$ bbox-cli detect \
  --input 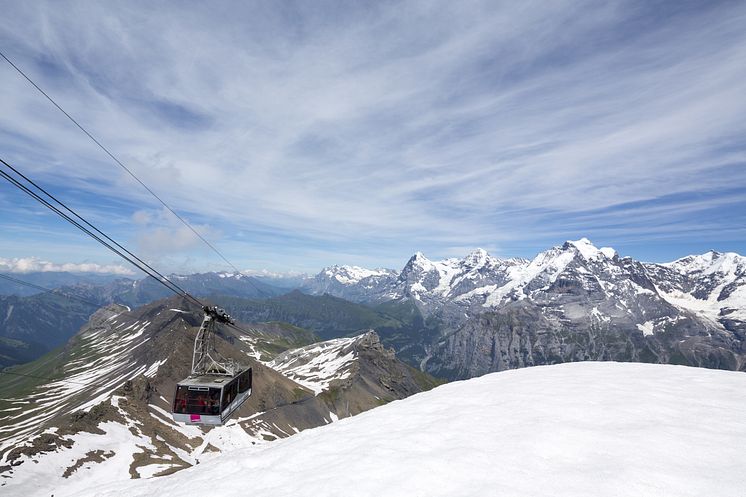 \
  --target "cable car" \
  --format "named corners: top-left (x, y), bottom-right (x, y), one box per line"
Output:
top-left (171, 306), bottom-right (252, 425)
